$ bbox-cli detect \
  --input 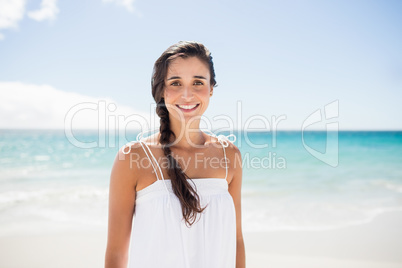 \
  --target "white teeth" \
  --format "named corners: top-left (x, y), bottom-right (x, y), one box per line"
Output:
top-left (178, 104), bottom-right (197, 110)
